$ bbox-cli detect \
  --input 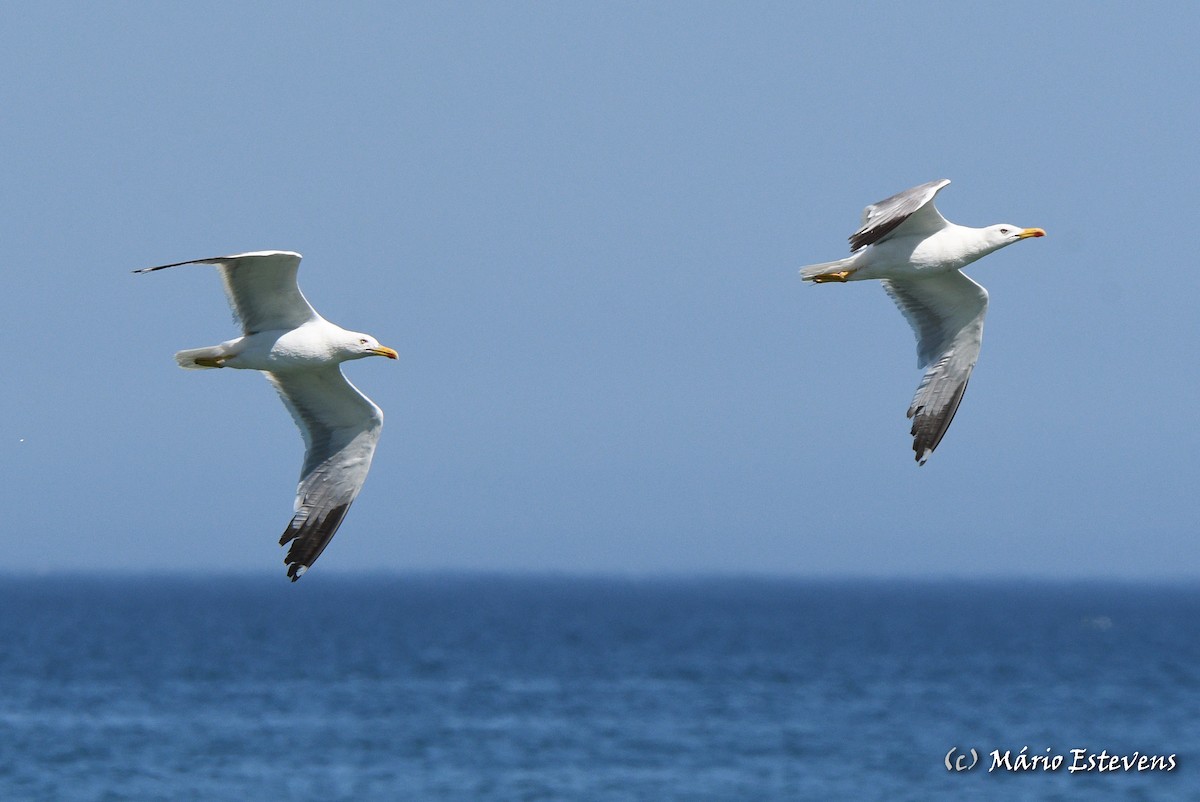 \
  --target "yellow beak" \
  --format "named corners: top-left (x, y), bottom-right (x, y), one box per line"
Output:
top-left (370, 346), bottom-right (399, 360)
top-left (1018, 228), bottom-right (1046, 239)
